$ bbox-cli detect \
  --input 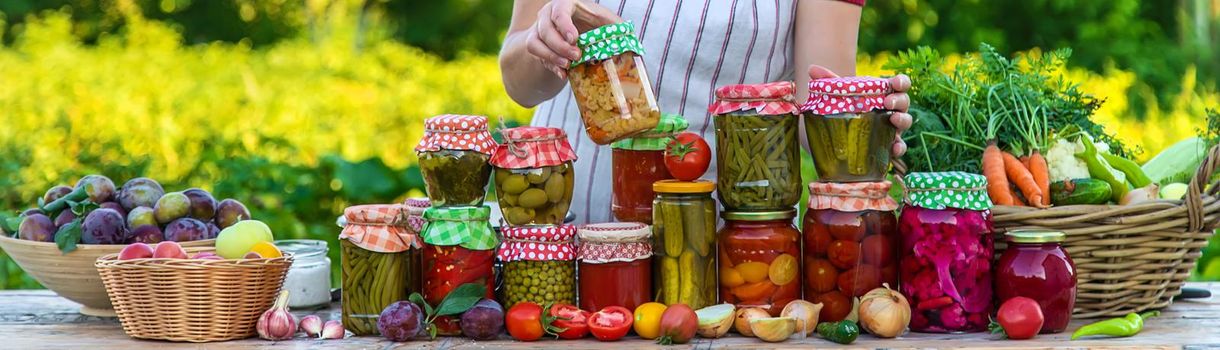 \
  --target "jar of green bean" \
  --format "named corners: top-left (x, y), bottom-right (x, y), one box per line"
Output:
top-left (709, 82), bottom-right (801, 211)
top-left (339, 204), bottom-right (422, 336)
top-left (800, 77), bottom-right (896, 182)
